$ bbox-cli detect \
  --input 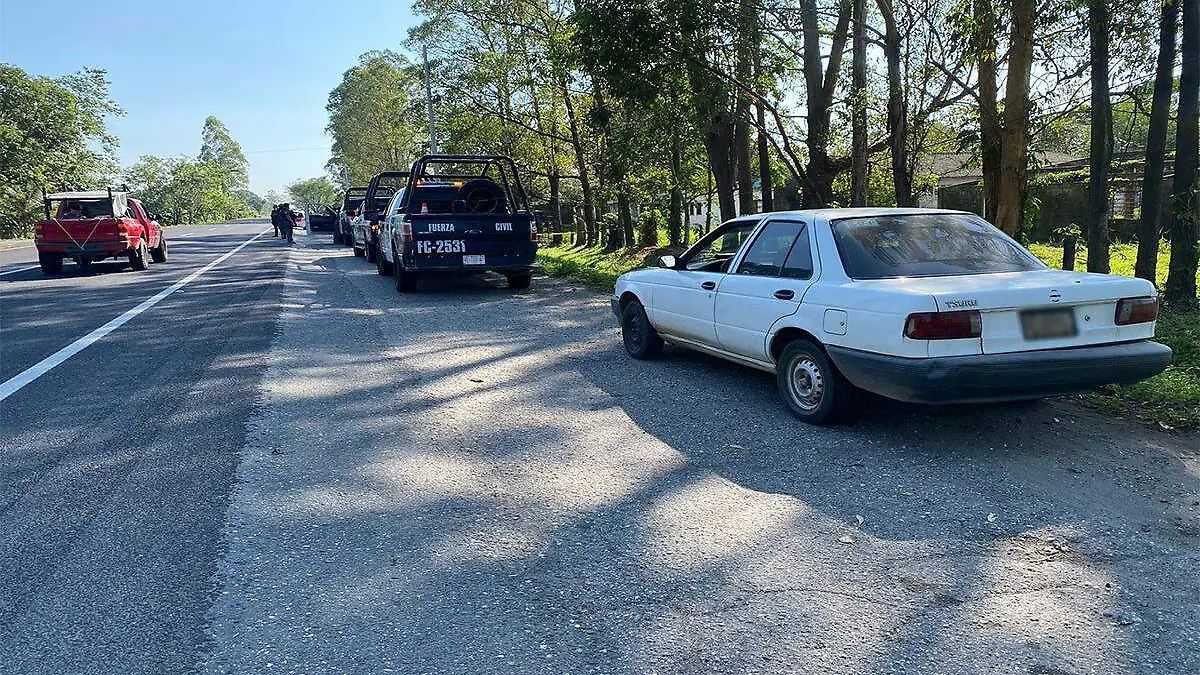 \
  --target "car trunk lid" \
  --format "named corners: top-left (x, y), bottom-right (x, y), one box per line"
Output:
top-left (888, 270), bottom-right (1155, 354)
